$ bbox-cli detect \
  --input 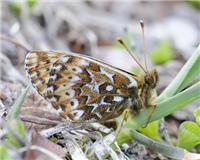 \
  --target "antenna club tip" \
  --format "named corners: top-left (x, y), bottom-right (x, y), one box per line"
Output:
top-left (116, 37), bottom-right (124, 44)
top-left (140, 20), bottom-right (144, 27)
